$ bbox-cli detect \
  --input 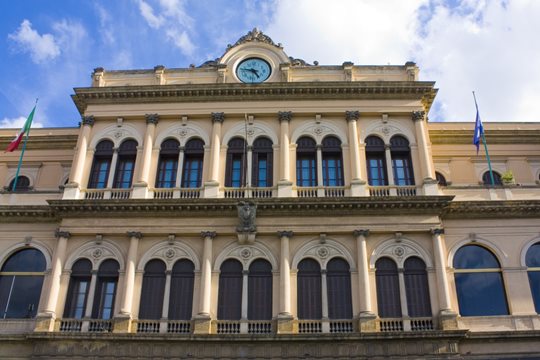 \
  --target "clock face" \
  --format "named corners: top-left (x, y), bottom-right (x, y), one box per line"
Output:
top-left (236, 57), bottom-right (271, 83)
